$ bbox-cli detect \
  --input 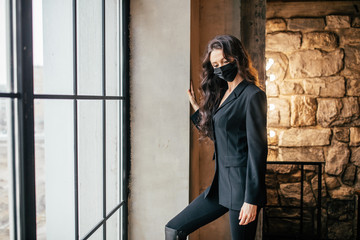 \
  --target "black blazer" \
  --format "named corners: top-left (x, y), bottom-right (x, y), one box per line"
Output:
top-left (191, 80), bottom-right (268, 210)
